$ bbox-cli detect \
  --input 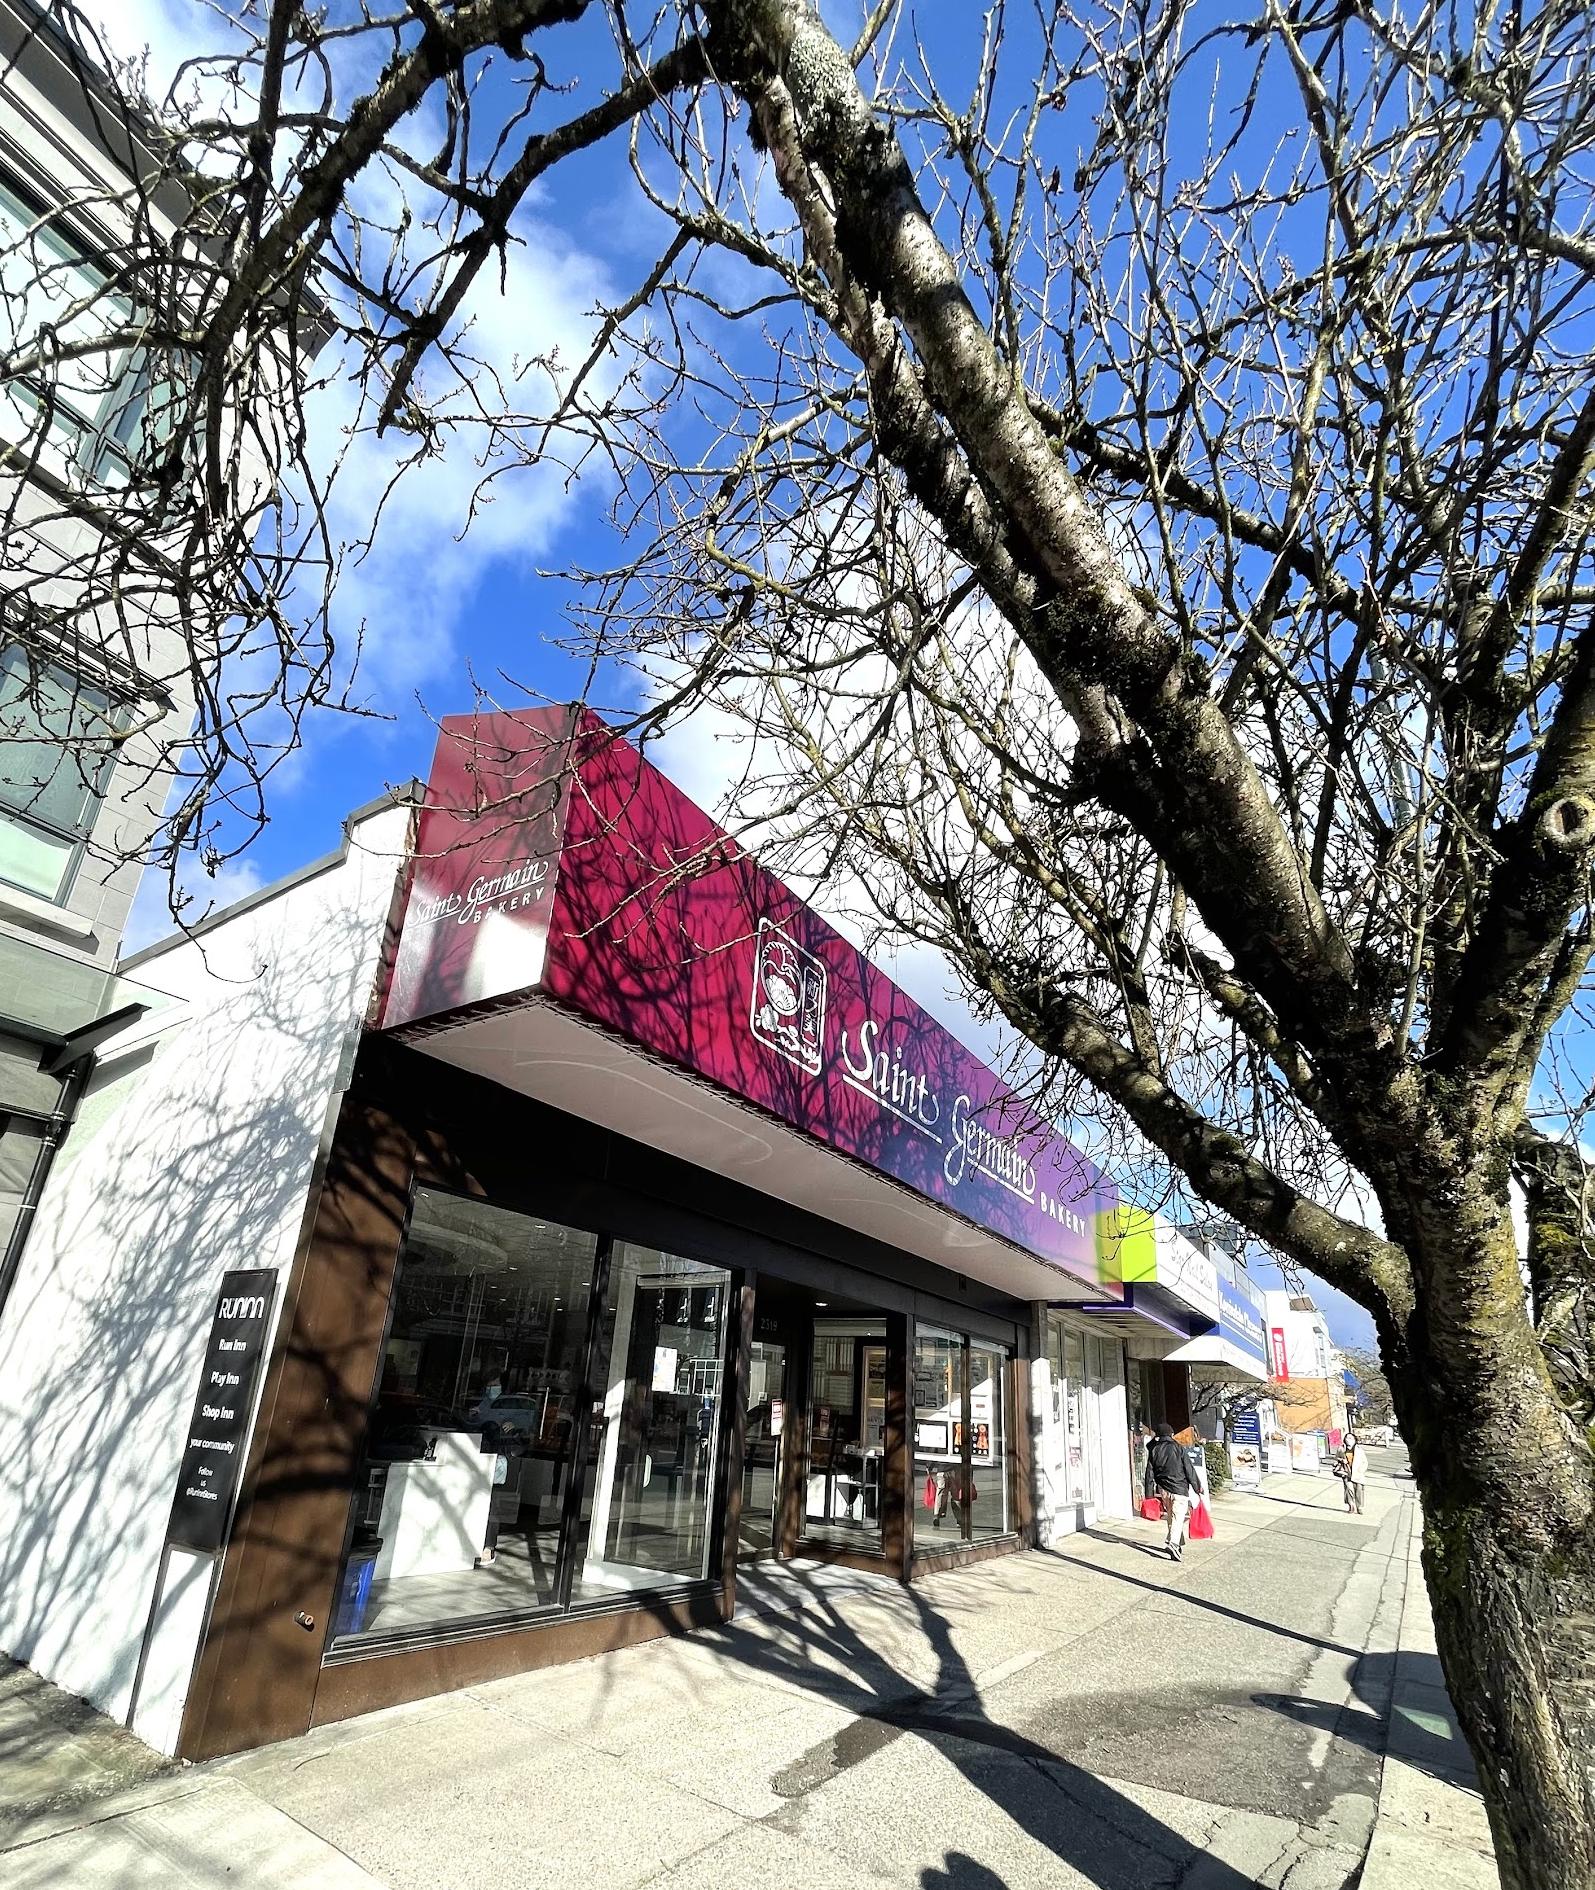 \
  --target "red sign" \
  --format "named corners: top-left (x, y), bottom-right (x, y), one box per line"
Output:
top-left (381, 707), bottom-right (1121, 1295)
top-left (384, 707), bottom-right (575, 1025)
top-left (1269, 1325), bottom-right (1290, 1380)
